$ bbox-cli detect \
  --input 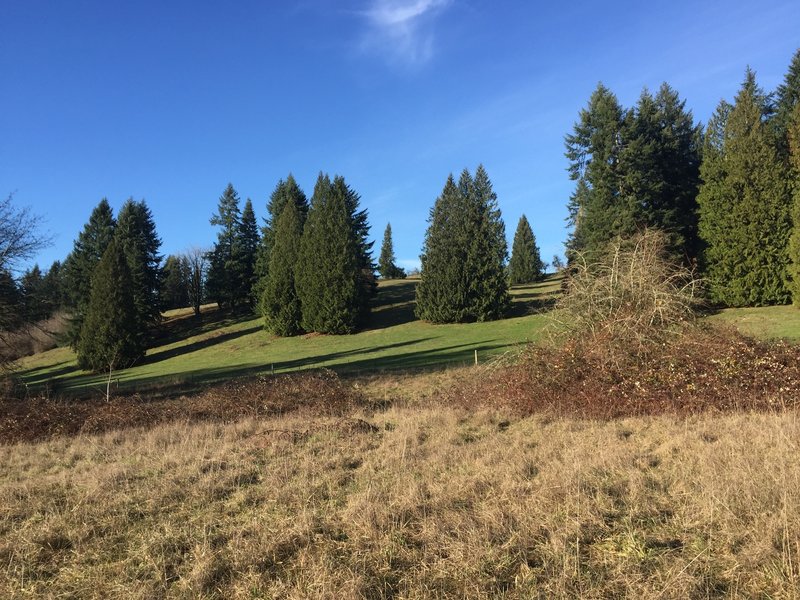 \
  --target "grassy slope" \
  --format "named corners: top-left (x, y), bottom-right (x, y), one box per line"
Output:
top-left (17, 278), bottom-right (559, 395)
top-left (1, 408), bottom-right (798, 598)
top-left (708, 304), bottom-right (800, 340)
top-left (16, 274), bottom-right (800, 397)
